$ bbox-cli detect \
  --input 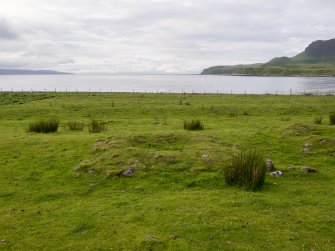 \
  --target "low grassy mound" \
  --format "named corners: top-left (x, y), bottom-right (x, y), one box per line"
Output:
top-left (76, 133), bottom-right (225, 179)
